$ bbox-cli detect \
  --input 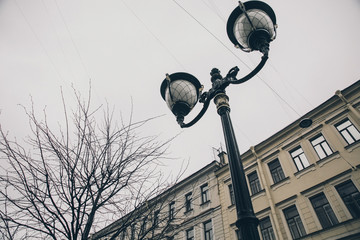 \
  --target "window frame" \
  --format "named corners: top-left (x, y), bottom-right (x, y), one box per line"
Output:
top-left (289, 146), bottom-right (310, 171)
top-left (169, 201), bottom-right (175, 221)
top-left (268, 158), bottom-right (286, 184)
top-left (310, 133), bottom-right (333, 160)
top-left (203, 219), bottom-right (213, 240)
top-left (335, 180), bottom-right (360, 219)
top-left (283, 205), bottom-right (306, 239)
top-left (186, 227), bottom-right (194, 240)
top-left (120, 228), bottom-right (127, 240)
top-left (236, 230), bottom-right (241, 240)
top-left (259, 216), bottom-right (276, 240)
top-left (247, 171), bottom-right (262, 195)
top-left (335, 118), bottom-right (360, 145)
top-left (200, 183), bottom-right (209, 204)
top-left (140, 216), bottom-right (147, 236)
top-left (185, 192), bottom-right (193, 212)
top-left (309, 192), bottom-right (339, 229)
top-left (228, 184), bottom-right (235, 206)
top-left (153, 210), bottom-right (160, 227)
top-left (130, 223), bottom-right (136, 240)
